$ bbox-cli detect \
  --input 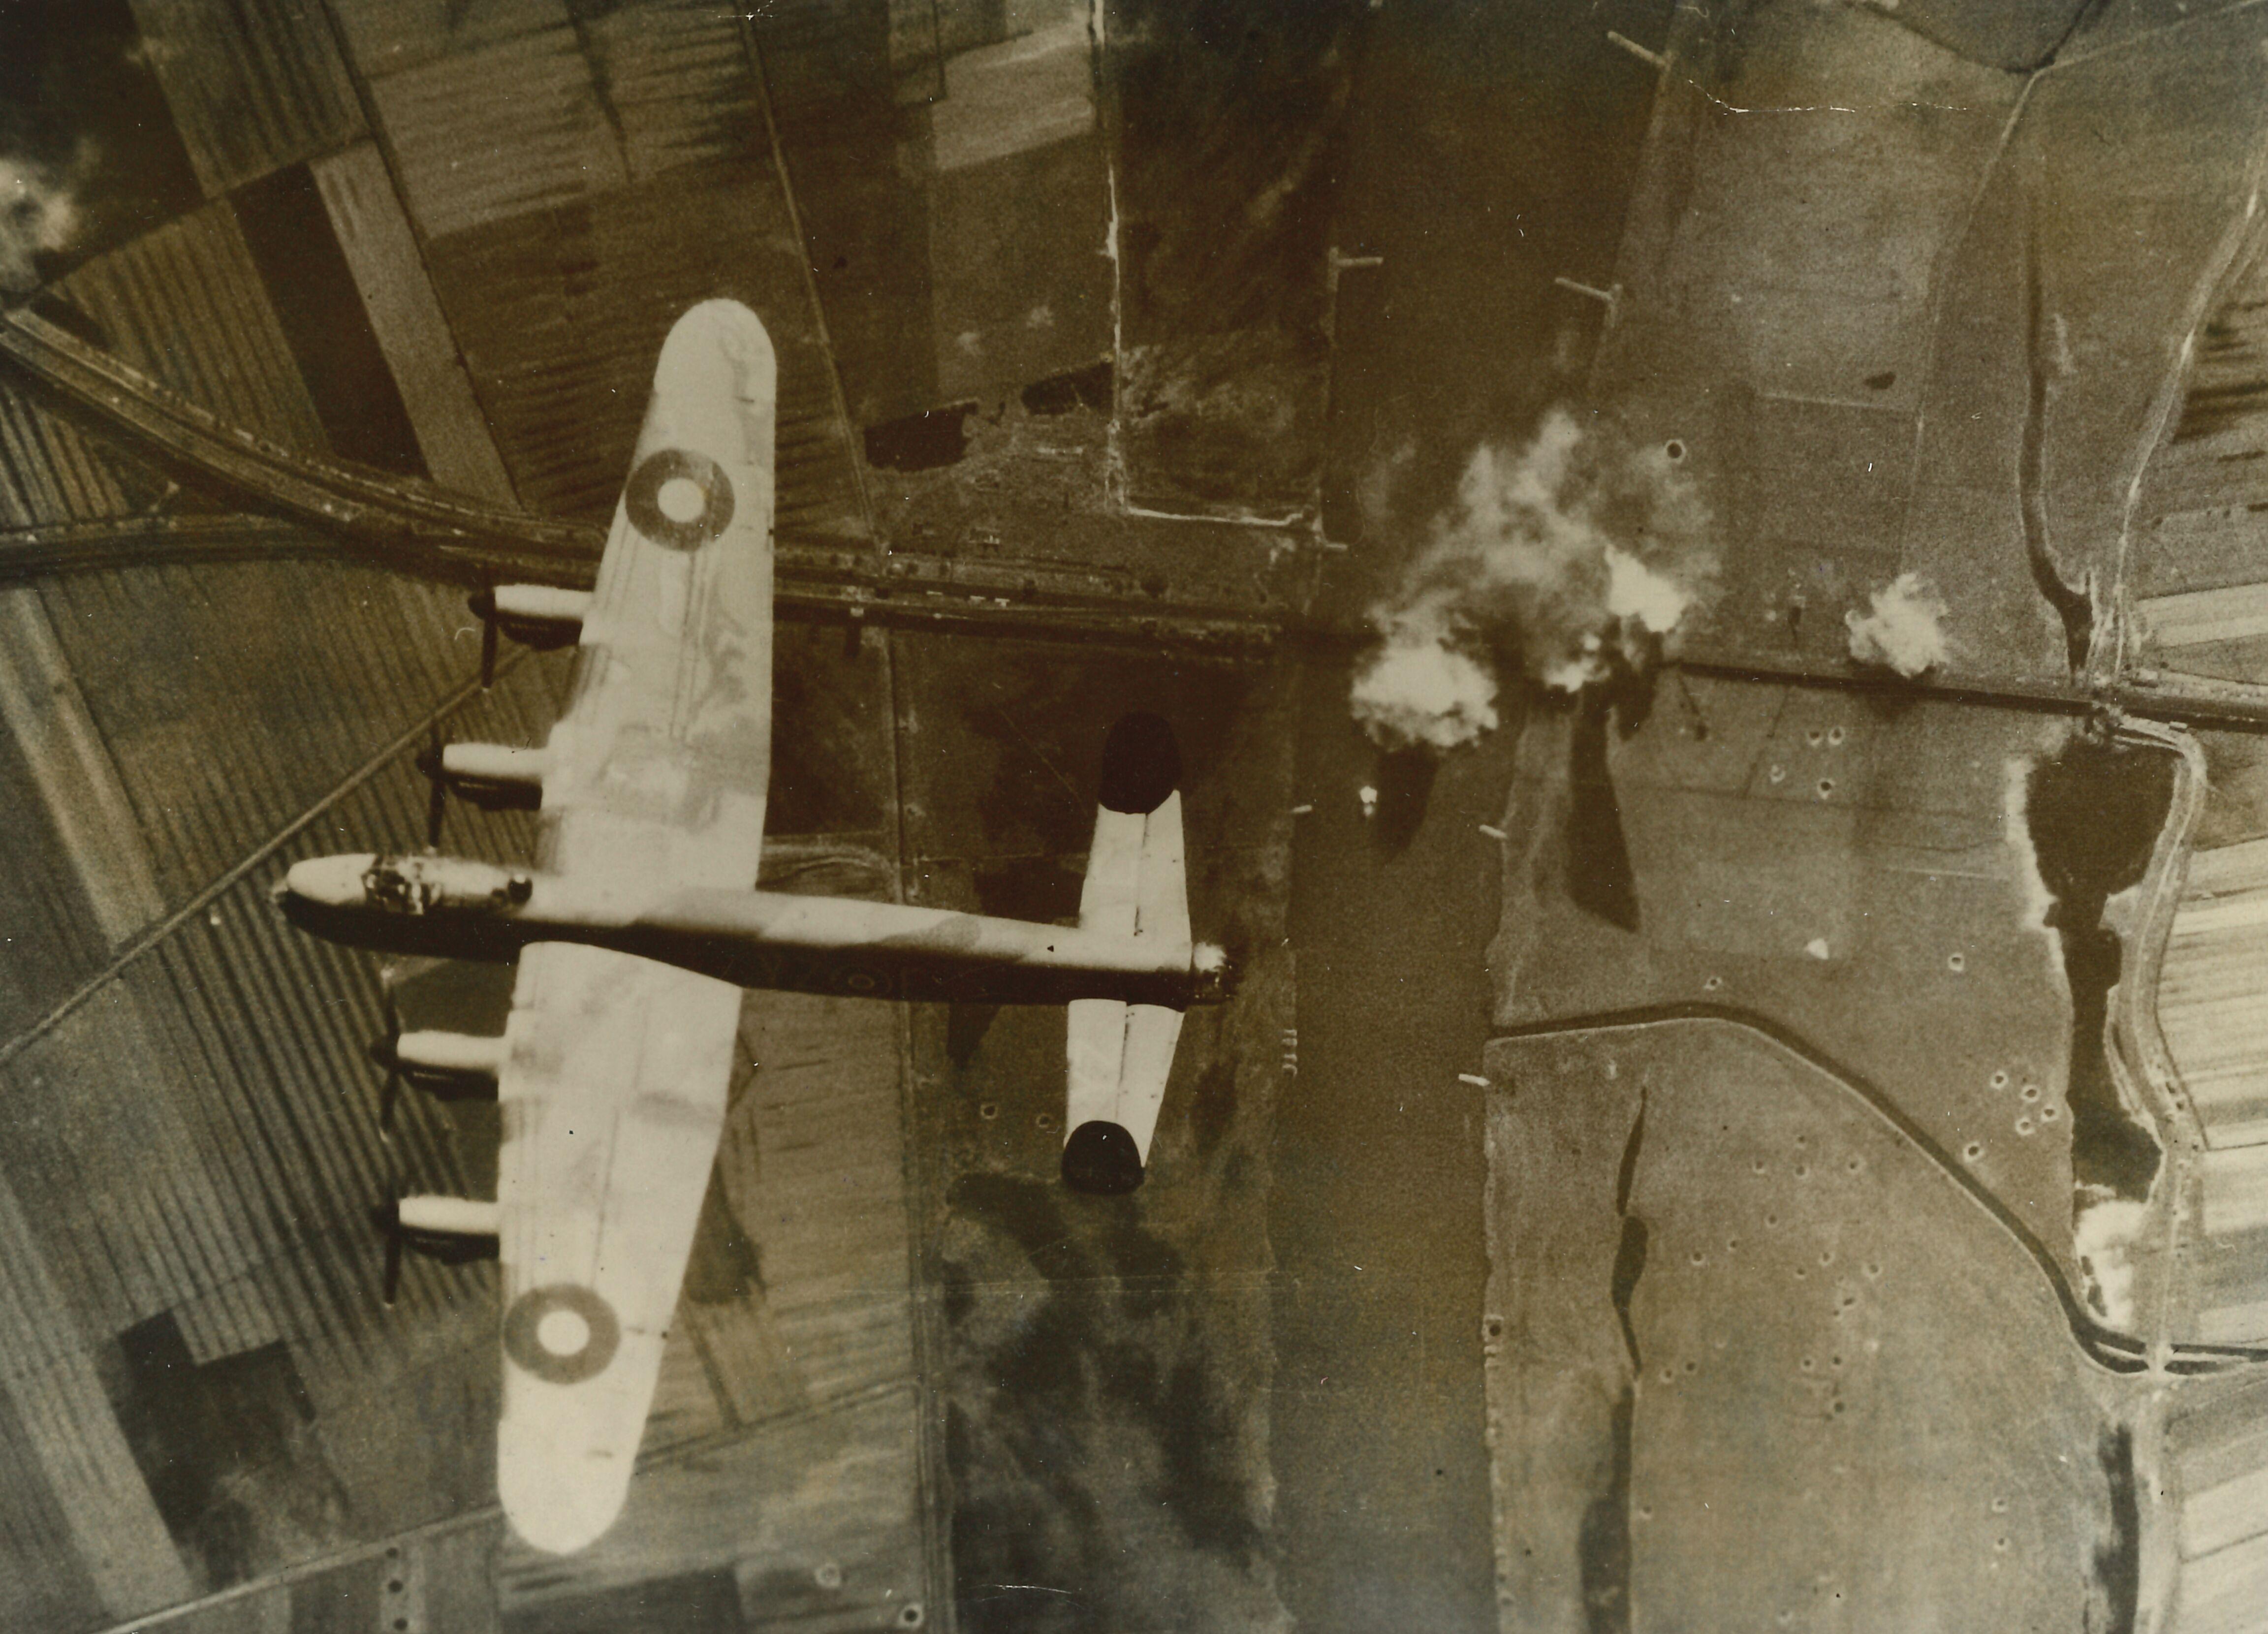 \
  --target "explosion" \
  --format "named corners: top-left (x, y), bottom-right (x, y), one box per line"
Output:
top-left (1351, 408), bottom-right (1714, 751)
top-left (1845, 572), bottom-right (1949, 678)
top-left (1350, 632), bottom-right (1500, 752)
top-left (2074, 1196), bottom-right (2148, 1330)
